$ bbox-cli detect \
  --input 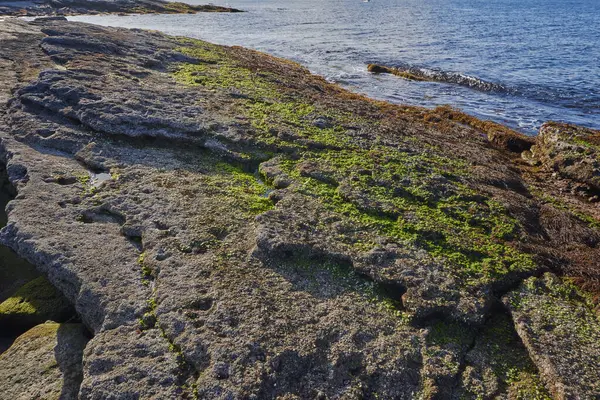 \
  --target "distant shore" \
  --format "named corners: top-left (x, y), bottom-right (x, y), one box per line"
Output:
top-left (0, 0), bottom-right (242, 17)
